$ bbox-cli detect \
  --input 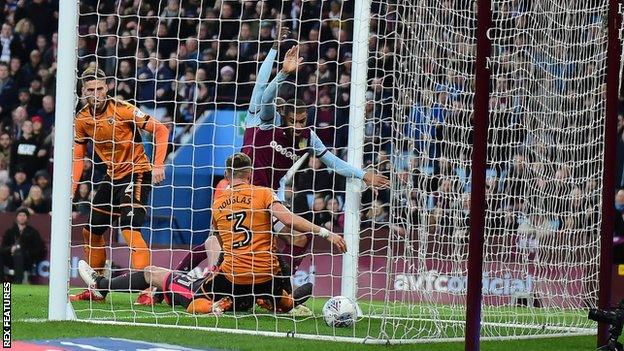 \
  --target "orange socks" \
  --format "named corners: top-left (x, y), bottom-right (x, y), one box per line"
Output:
top-left (121, 229), bottom-right (150, 269)
top-left (83, 228), bottom-right (150, 271)
top-left (82, 229), bottom-right (106, 273)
